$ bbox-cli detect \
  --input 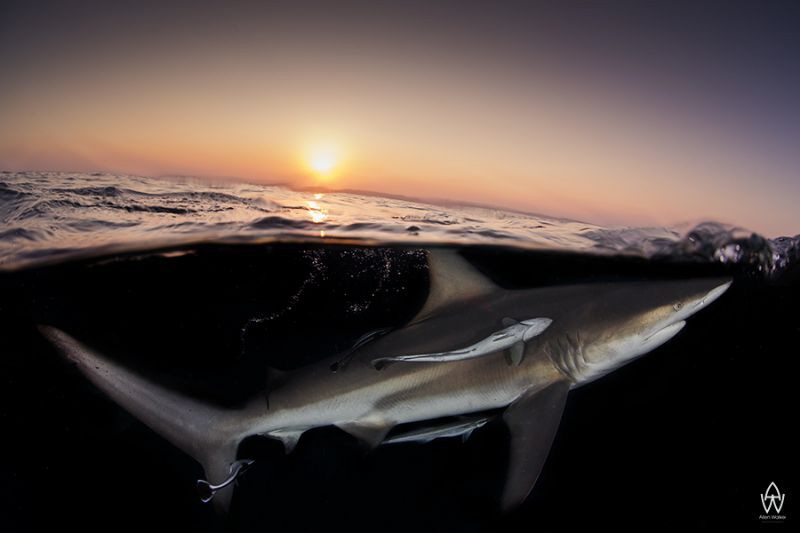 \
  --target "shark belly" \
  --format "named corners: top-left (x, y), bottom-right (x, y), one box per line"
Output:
top-left (242, 349), bottom-right (559, 444)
